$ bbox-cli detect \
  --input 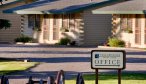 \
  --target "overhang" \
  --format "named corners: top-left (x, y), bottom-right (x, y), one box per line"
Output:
top-left (92, 0), bottom-right (146, 14)
top-left (4, 0), bottom-right (146, 14)
top-left (3, 0), bottom-right (126, 14)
